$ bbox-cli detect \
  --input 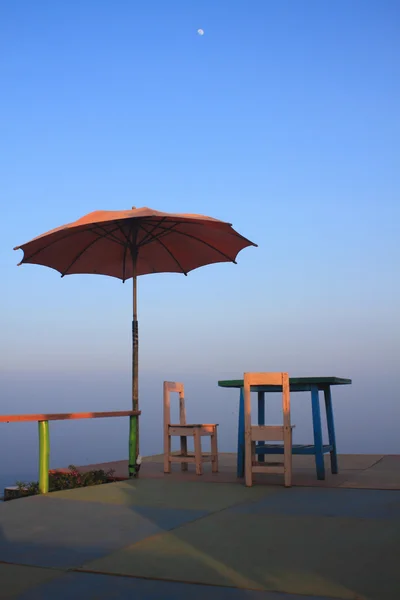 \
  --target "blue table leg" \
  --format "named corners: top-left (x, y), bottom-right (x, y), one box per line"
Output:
top-left (311, 385), bottom-right (325, 480)
top-left (257, 391), bottom-right (265, 462)
top-left (324, 385), bottom-right (338, 474)
top-left (237, 387), bottom-right (245, 478)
